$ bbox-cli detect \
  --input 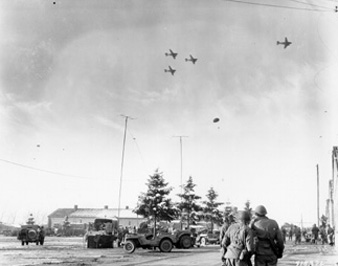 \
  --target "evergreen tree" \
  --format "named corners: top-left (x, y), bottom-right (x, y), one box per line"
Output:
top-left (202, 187), bottom-right (223, 230)
top-left (26, 214), bottom-right (35, 225)
top-left (134, 169), bottom-right (178, 235)
top-left (177, 176), bottom-right (202, 227)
